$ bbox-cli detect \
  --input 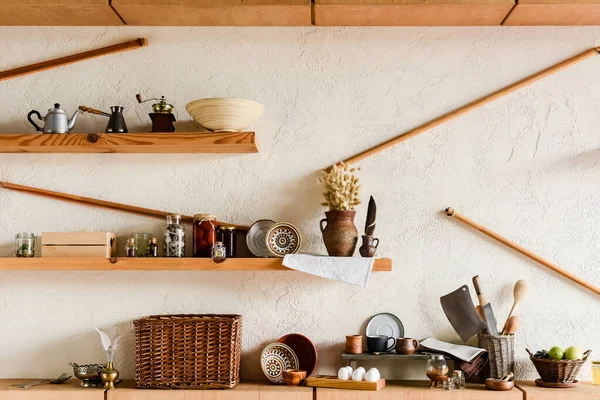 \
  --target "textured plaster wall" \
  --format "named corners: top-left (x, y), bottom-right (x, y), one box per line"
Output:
top-left (0, 26), bottom-right (599, 381)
